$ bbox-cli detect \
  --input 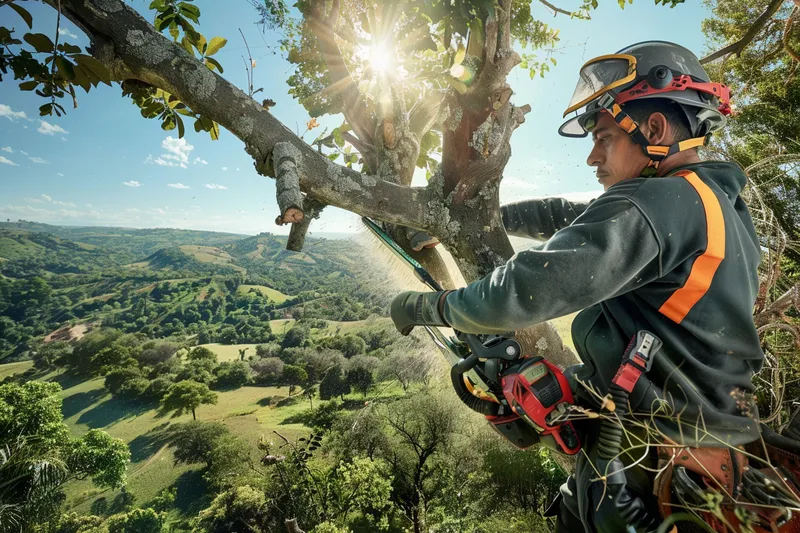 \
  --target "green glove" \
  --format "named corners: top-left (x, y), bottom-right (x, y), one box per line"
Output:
top-left (390, 290), bottom-right (453, 335)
